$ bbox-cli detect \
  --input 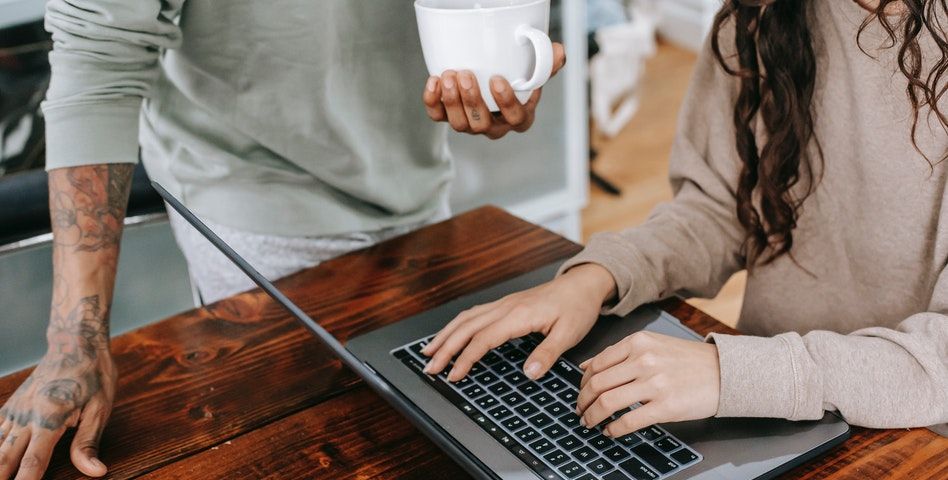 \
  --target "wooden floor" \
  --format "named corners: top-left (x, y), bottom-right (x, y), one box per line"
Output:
top-left (581, 42), bottom-right (746, 327)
